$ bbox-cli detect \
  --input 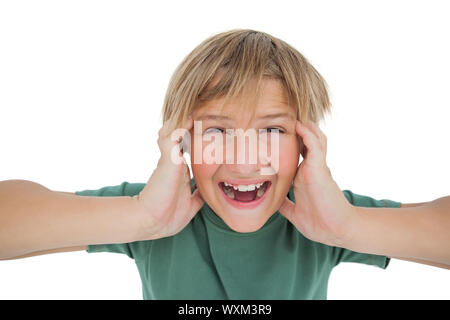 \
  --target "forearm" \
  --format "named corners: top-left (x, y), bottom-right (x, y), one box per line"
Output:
top-left (0, 180), bottom-right (144, 259)
top-left (344, 196), bottom-right (450, 265)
